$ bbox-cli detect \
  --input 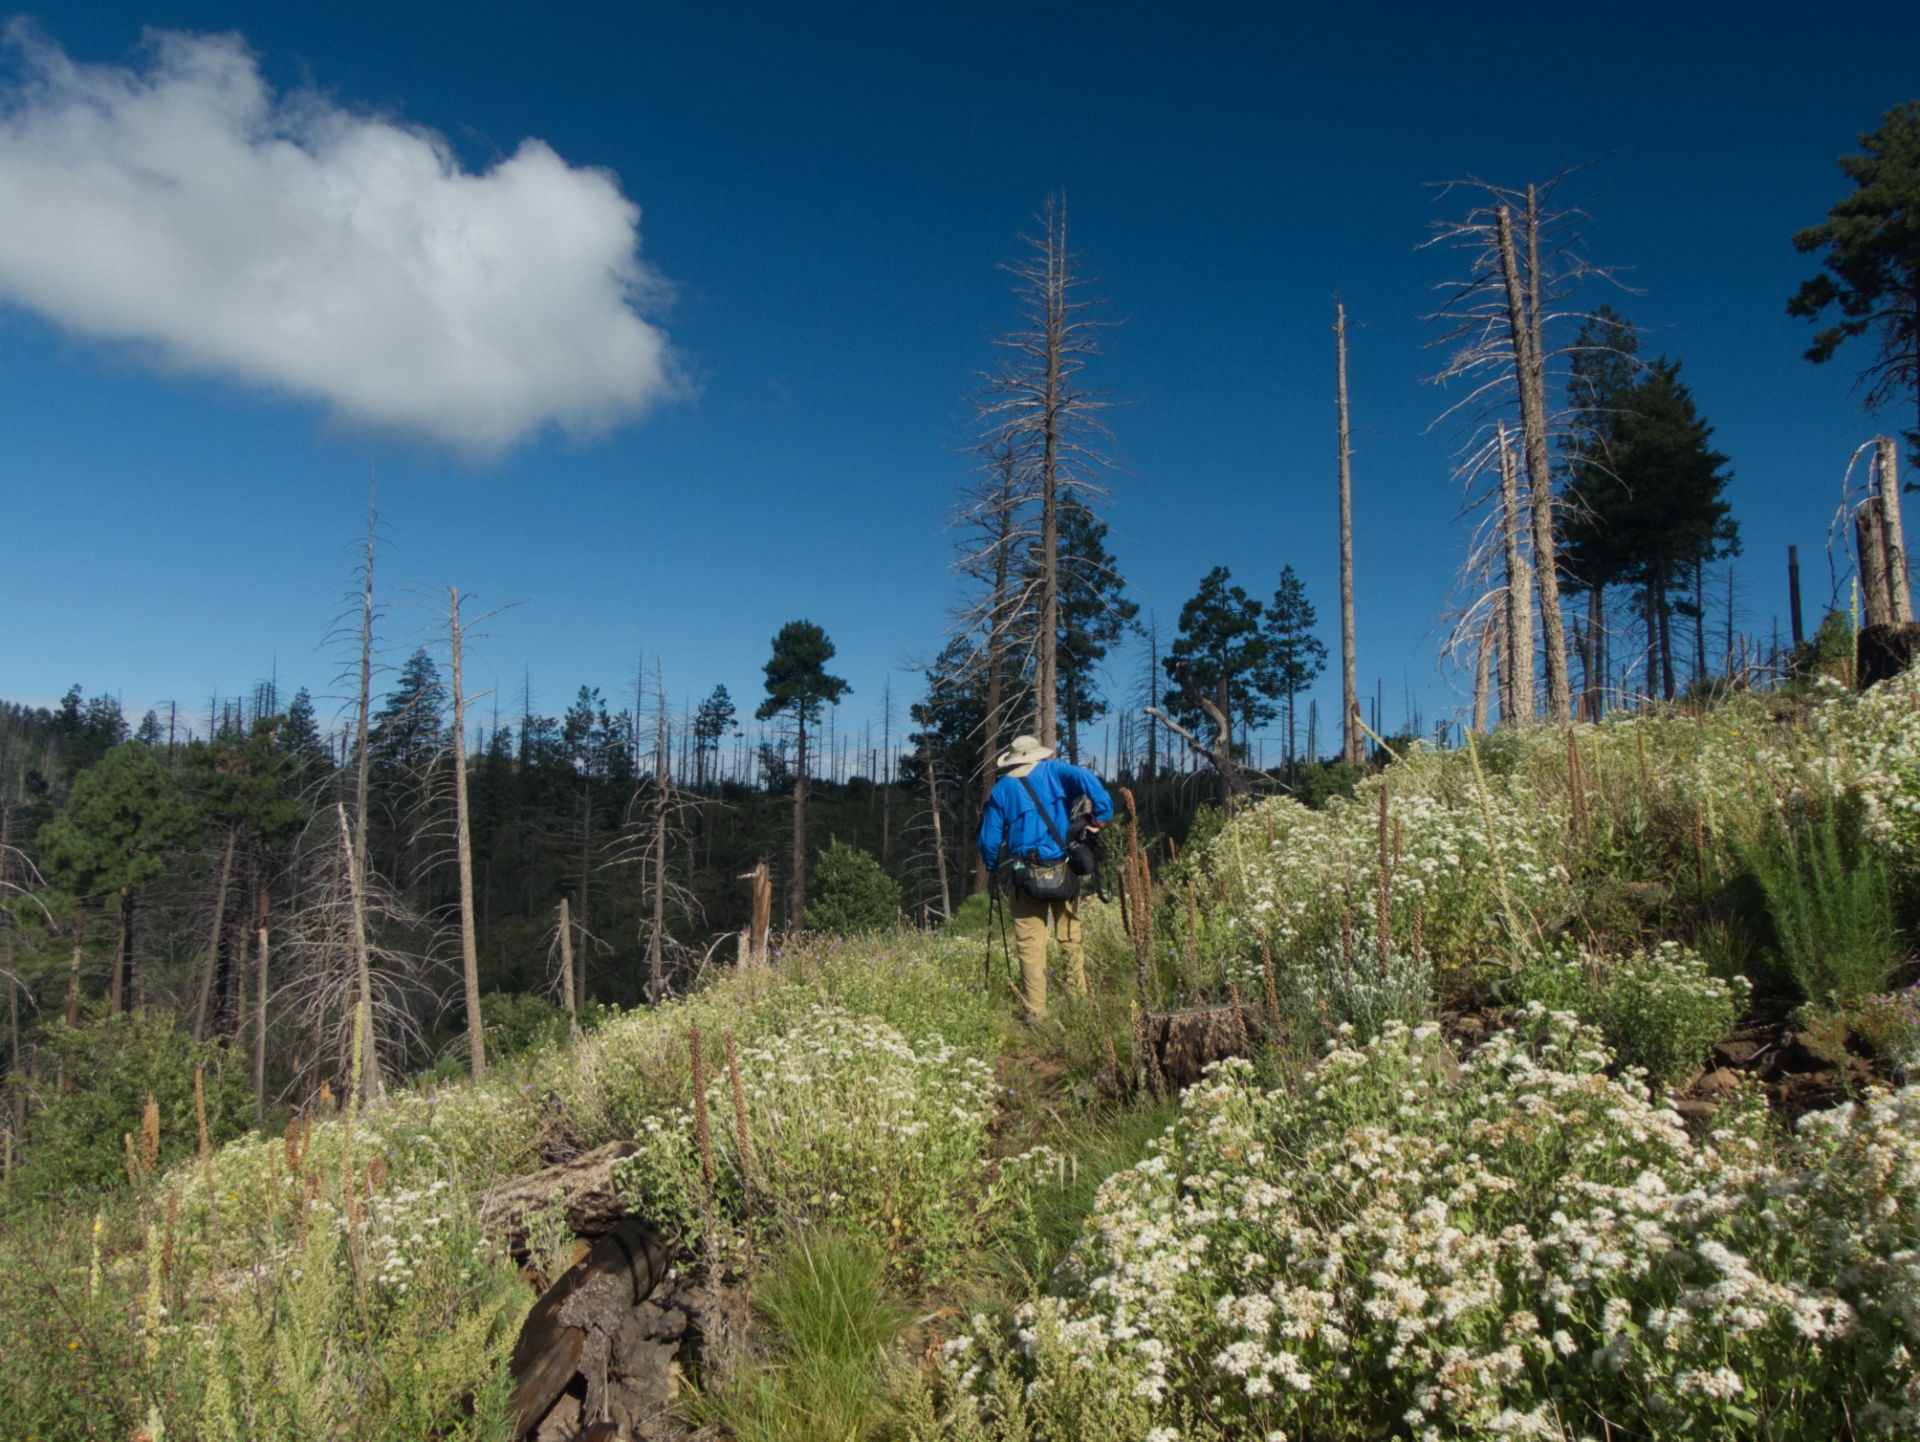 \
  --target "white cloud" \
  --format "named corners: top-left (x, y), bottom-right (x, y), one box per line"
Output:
top-left (0, 24), bottom-right (679, 456)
